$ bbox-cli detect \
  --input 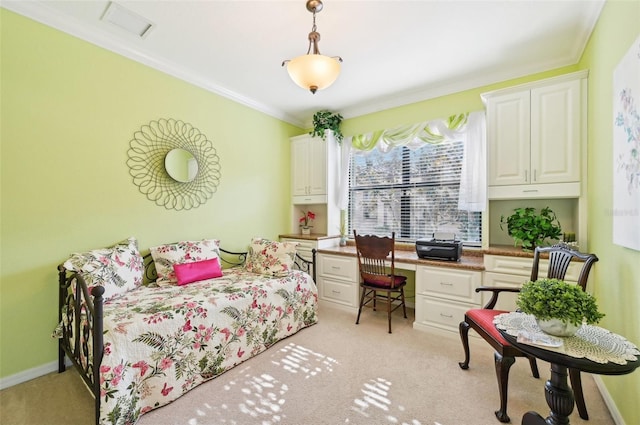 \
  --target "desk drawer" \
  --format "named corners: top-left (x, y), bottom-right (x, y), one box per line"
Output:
top-left (484, 254), bottom-right (581, 282)
top-left (482, 272), bottom-right (526, 311)
top-left (318, 276), bottom-right (357, 307)
top-left (280, 238), bottom-right (317, 251)
top-left (415, 296), bottom-right (474, 333)
top-left (416, 266), bottom-right (481, 303)
top-left (295, 247), bottom-right (313, 262)
top-left (317, 254), bottom-right (357, 281)
top-left (484, 255), bottom-right (536, 276)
